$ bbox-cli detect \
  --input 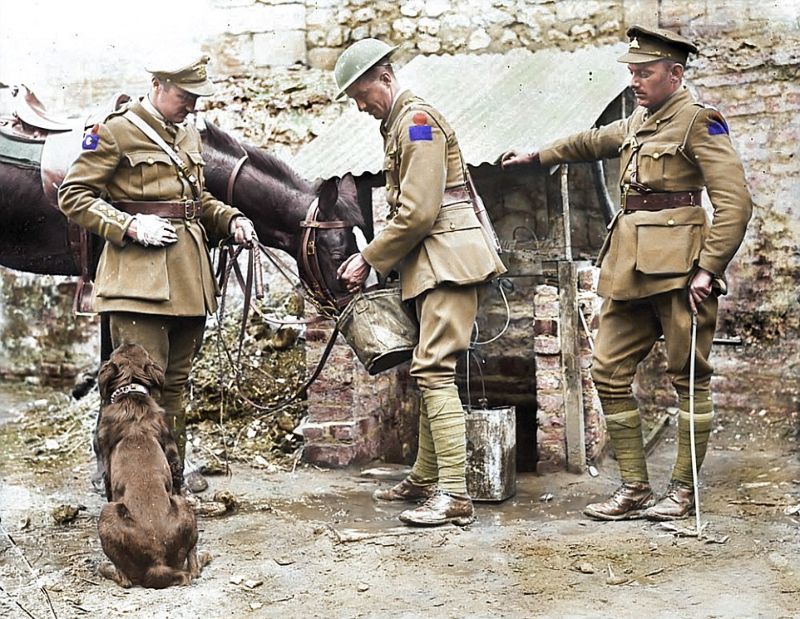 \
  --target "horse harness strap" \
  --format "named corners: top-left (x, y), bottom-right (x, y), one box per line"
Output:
top-left (113, 200), bottom-right (203, 220)
top-left (227, 153), bottom-right (249, 207)
top-left (299, 197), bottom-right (353, 312)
